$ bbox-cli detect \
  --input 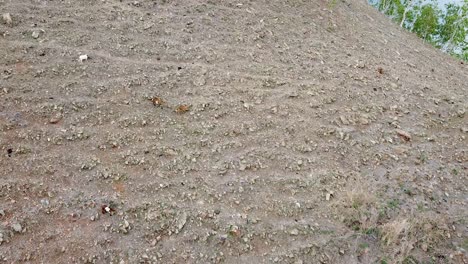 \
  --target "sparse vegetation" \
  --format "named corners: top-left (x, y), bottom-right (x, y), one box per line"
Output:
top-left (337, 184), bottom-right (454, 263)
top-left (1, 0), bottom-right (466, 263)
top-left (381, 218), bottom-right (410, 246)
